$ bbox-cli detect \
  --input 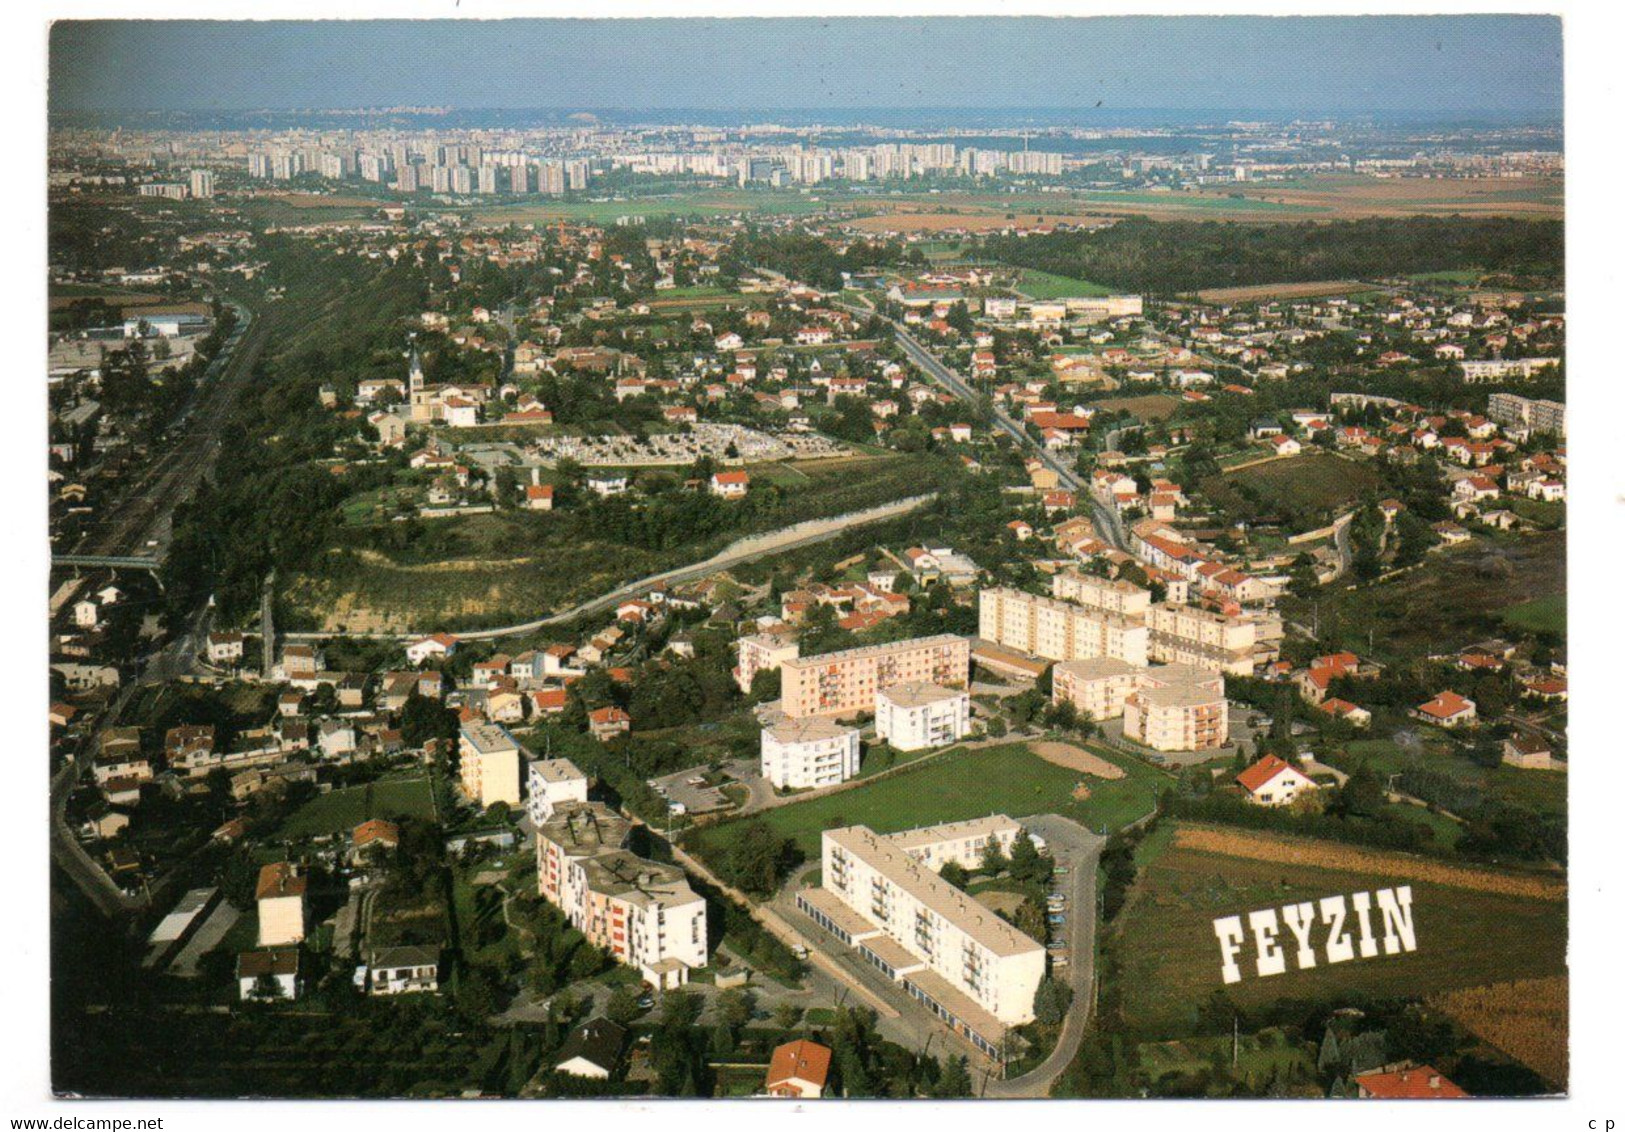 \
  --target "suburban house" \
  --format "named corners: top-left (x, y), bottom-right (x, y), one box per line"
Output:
top-left (1502, 732), bottom-right (1560, 771)
top-left (710, 470), bottom-right (751, 499)
top-left (406, 632), bottom-right (458, 666)
top-left (1236, 755), bottom-right (1318, 807)
top-left (764, 1039), bottom-right (833, 1099)
top-left (587, 706), bottom-right (631, 741)
top-left (554, 1018), bottom-right (627, 1080)
top-left (1413, 690), bottom-right (1478, 729)
top-left (237, 948), bottom-right (301, 1001)
top-left (1354, 1065), bottom-right (1468, 1099)
top-left (360, 945), bottom-right (442, 995)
